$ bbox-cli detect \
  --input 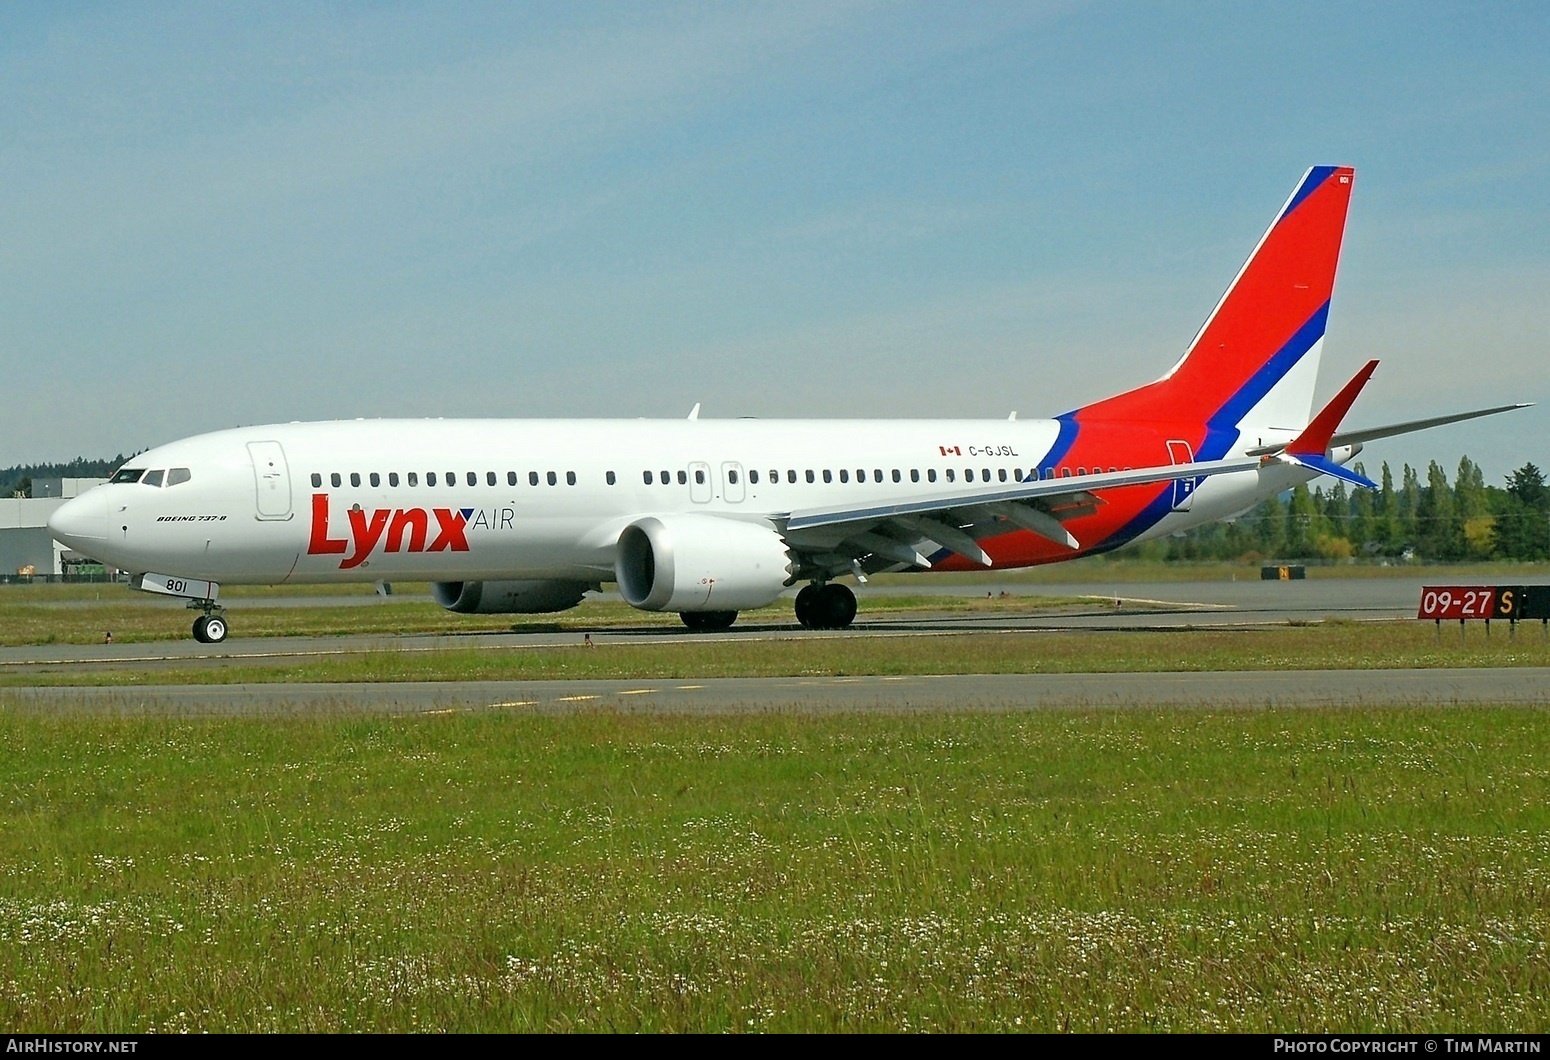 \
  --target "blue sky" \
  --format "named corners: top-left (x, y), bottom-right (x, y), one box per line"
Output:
top-left (3, 1), bottom-right (1546, 484)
